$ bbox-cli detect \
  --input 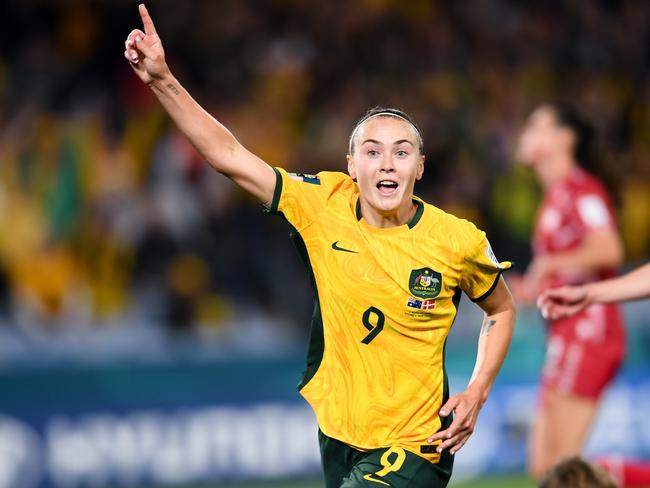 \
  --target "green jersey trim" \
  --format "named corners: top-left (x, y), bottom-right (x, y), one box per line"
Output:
top-left (267, 167), bottom-right (283, 214)
top-left (470, 268), bottom-right (511, 303)
top-left (288, 226), bottom-right (325, 391)
top-left (355, 198), bottom-right (424, 229)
